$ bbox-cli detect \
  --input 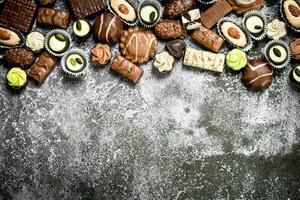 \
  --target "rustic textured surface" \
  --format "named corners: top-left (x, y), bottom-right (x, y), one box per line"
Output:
top-left (0, 0), bottom-right (299, 199)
